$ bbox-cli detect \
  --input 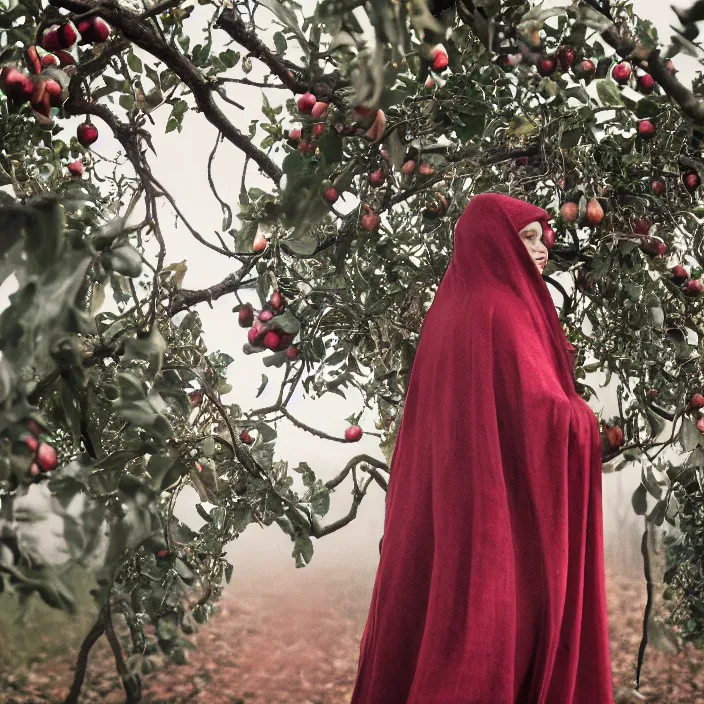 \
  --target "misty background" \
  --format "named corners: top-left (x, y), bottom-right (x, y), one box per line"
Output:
top-left (0, 0), bottom-right (696, 619)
